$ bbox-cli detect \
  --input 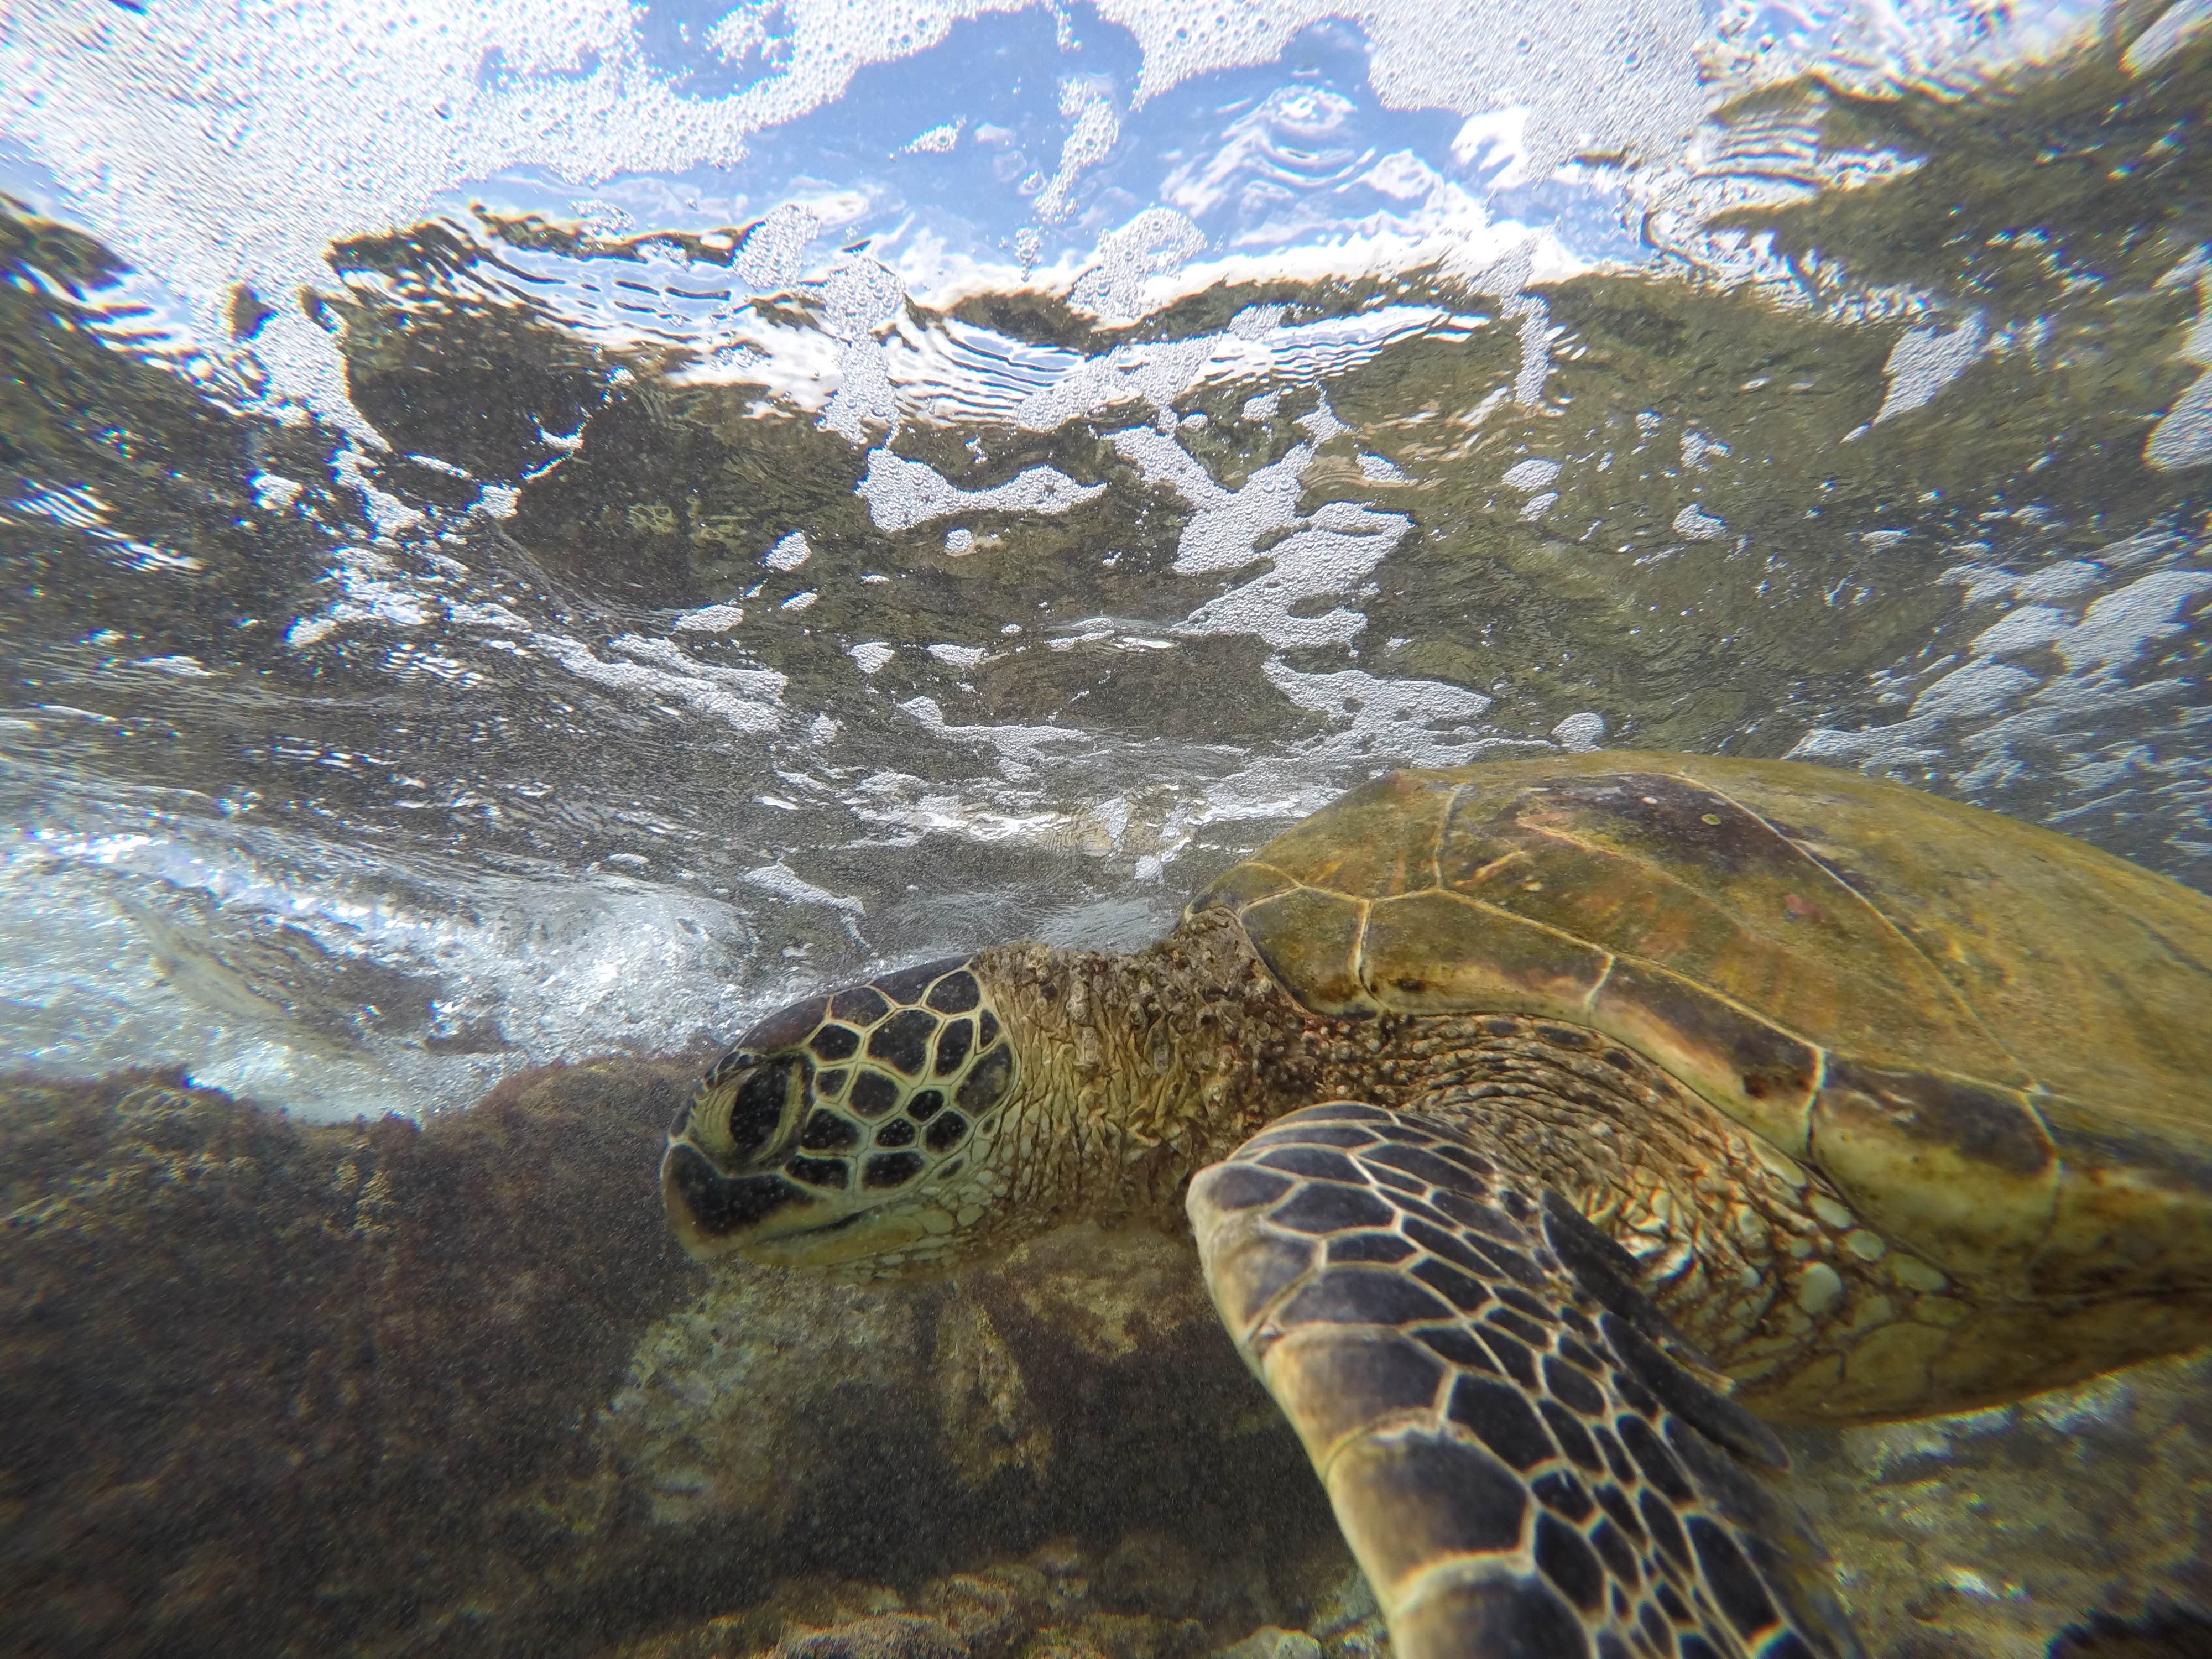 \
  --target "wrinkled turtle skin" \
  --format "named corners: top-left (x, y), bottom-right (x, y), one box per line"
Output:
top-left (665, 753), bottom-right (2212, 1659)
top-left (1192, 752), bottom-right (2212, 1416)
